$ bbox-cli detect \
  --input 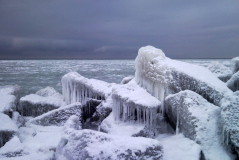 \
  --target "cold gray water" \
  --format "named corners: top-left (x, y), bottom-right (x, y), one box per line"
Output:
top-left (0, 59), bottom-right (231, 96)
